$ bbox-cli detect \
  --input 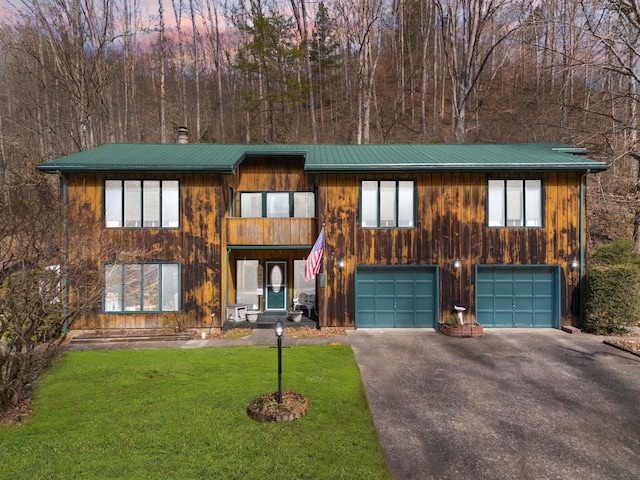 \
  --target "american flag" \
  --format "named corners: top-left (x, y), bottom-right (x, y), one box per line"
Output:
top-left (304, 226), bottom-right (325, 281)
